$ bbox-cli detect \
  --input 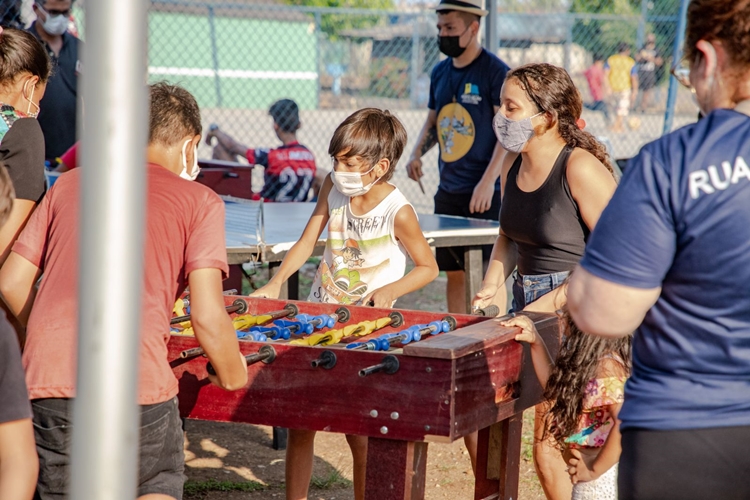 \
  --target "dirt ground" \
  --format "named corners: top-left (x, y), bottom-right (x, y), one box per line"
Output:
top-left (183, 265), bottom-right (547, 500)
